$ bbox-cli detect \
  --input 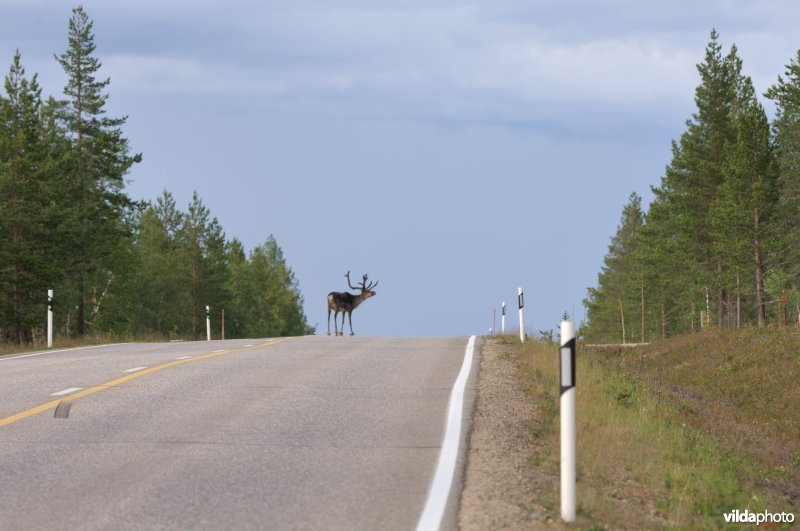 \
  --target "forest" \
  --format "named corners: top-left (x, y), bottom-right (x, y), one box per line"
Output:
top-left (0, 7), bottom-right (313, 345)
top-left (584, 30), bottom-right (800, 343)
